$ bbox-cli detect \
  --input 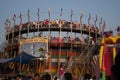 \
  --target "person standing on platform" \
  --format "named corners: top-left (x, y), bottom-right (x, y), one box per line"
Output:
top-left (59, 65), bottom-right (65, 80)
